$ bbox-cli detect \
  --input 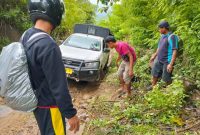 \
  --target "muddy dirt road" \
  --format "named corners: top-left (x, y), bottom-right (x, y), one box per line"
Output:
top-left (0, 80), bottom-right (117, 135)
